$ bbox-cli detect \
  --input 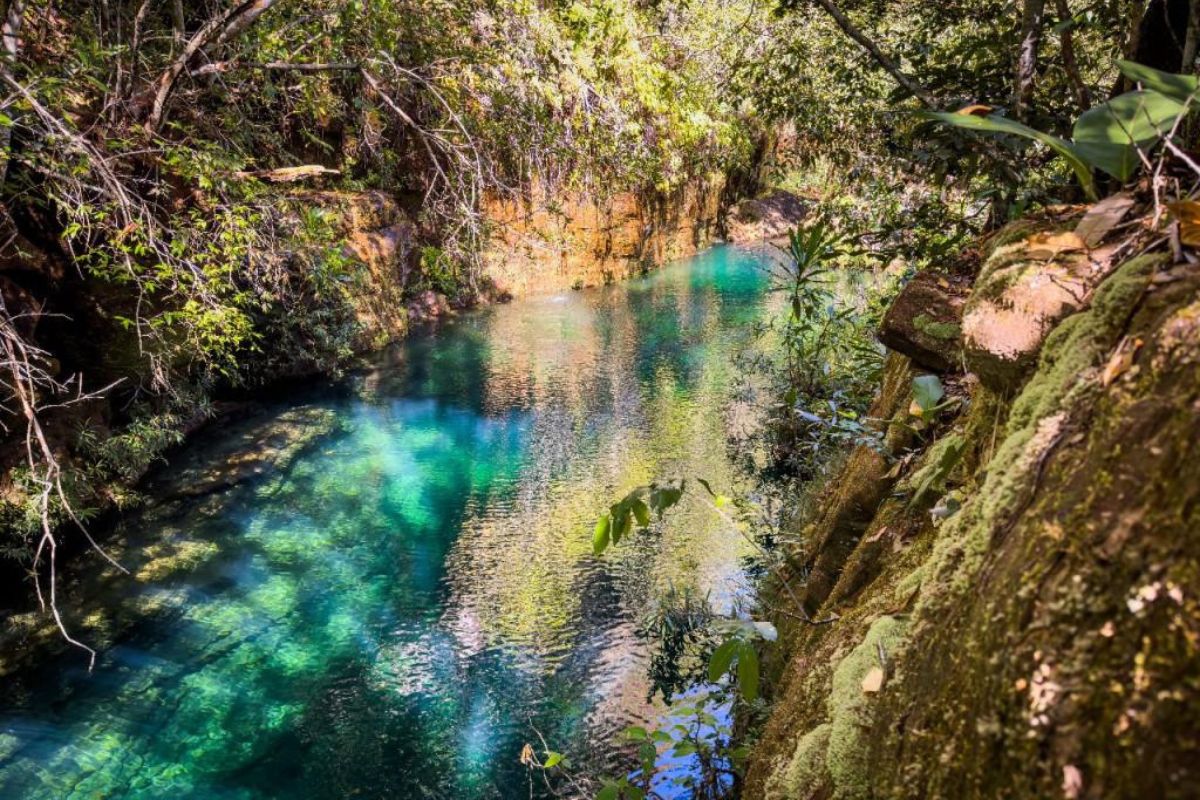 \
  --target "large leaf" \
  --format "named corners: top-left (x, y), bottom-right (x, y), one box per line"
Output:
top-left (1117, 60), bottom-right (1199, 105)
top-left (922, 111), bottom-right (1097, 199)
top-left (736, 642), bottom-right (760, 701)
top-left (708, 639), bottom-right (739, 682)
top-left (1072, 90), bottom-right (1186, 179)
